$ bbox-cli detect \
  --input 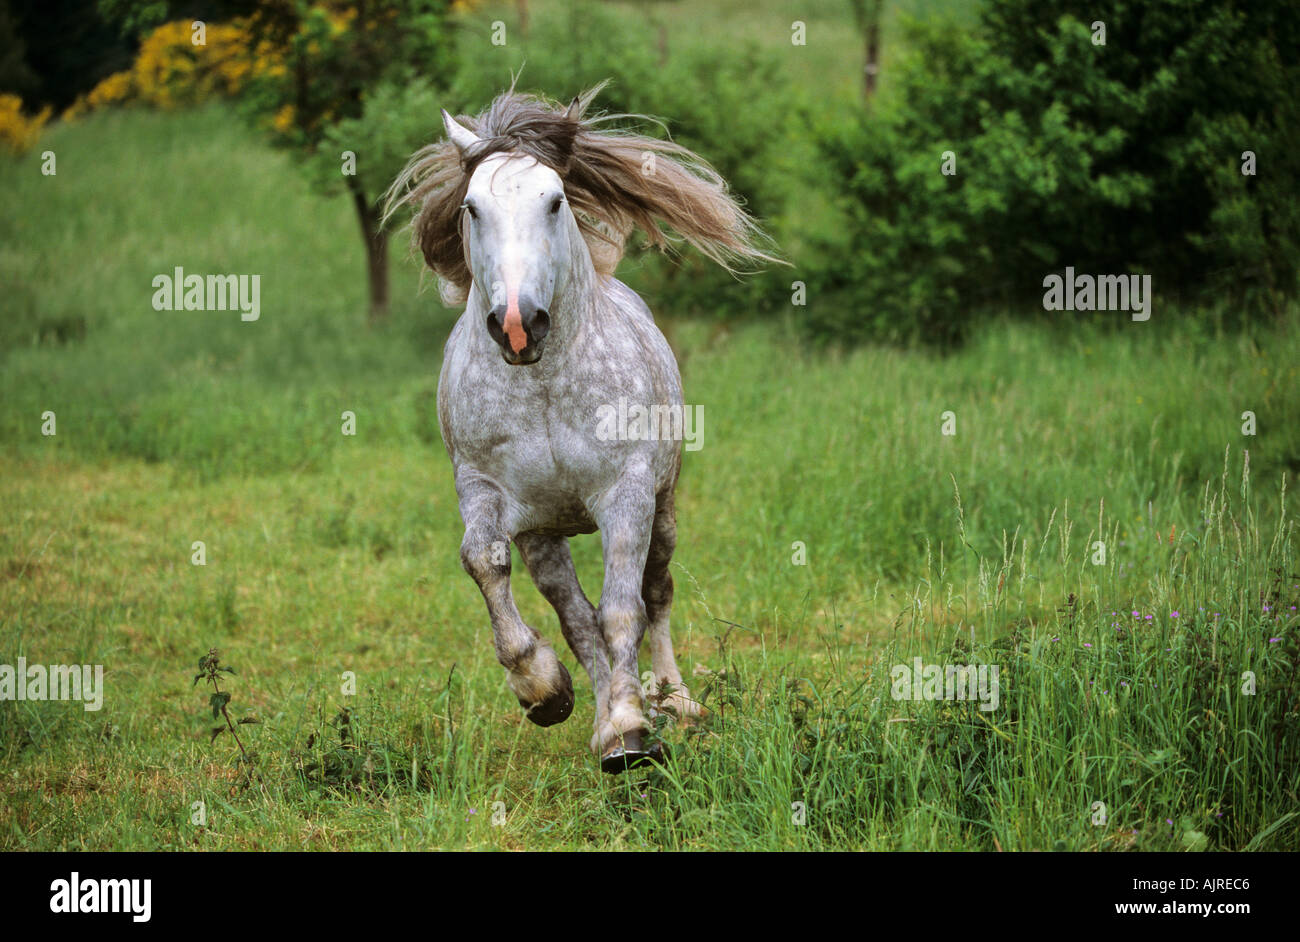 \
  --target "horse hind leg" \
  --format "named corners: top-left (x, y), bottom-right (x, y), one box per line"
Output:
top-left (515, 532), bottom-right (614, 753)
top-left (643, 492), bottom-right (704, 727)
top-left (458, 487), bottom-right (573, 727)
